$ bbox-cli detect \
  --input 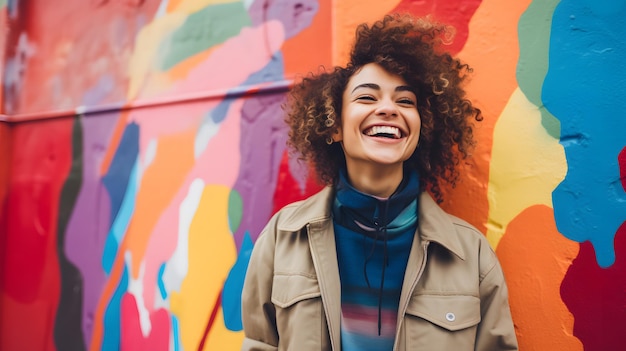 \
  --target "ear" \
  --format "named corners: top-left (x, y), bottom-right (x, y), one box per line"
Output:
top-left (332, 127), bottom-right (343, 142)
